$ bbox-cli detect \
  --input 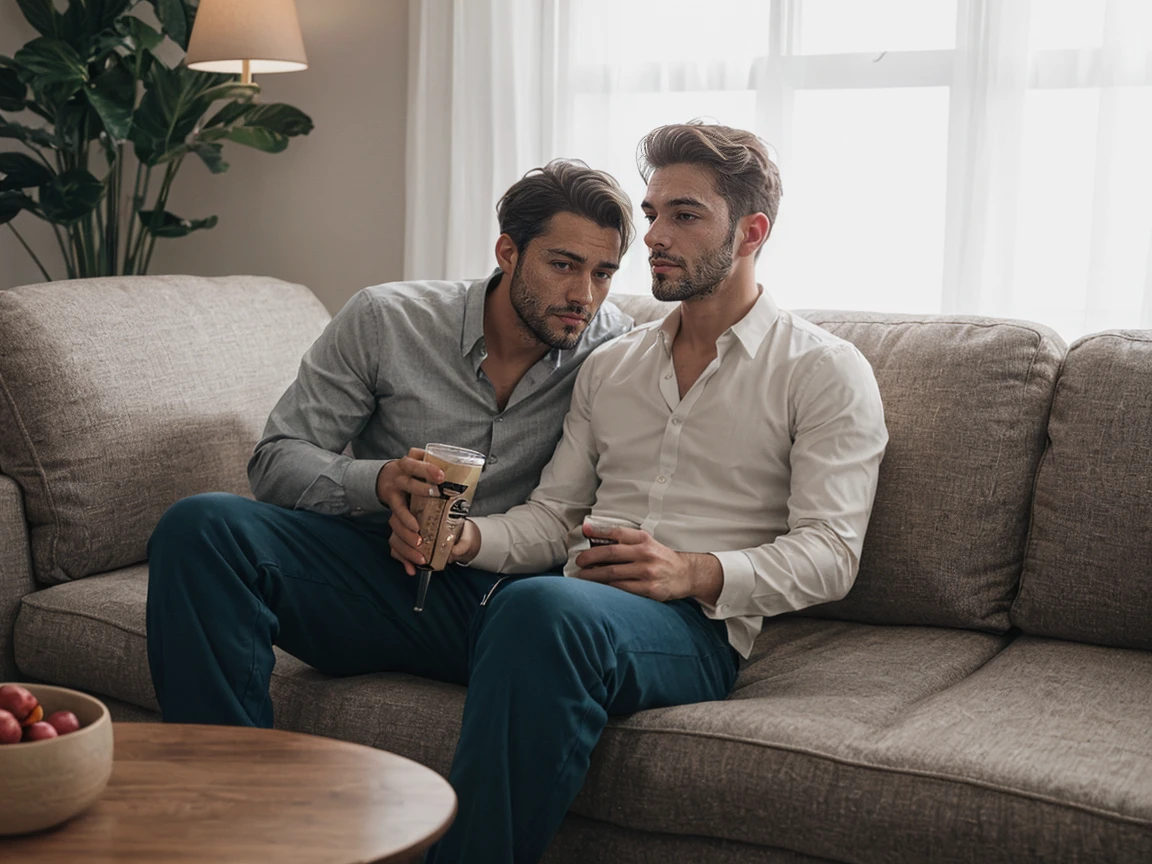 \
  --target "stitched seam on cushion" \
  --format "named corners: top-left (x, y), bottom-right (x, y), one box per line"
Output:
top-left (1014, 340), bottom-right (1066, 619)
top-left (603, 726), bottom-right (1152, 828)
top-left (807, 317), bottom-right (1056, 341)
top-left (19, 600), bottom-right (147, 638)
top-left (0, 365), bottom-right (62, 577)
